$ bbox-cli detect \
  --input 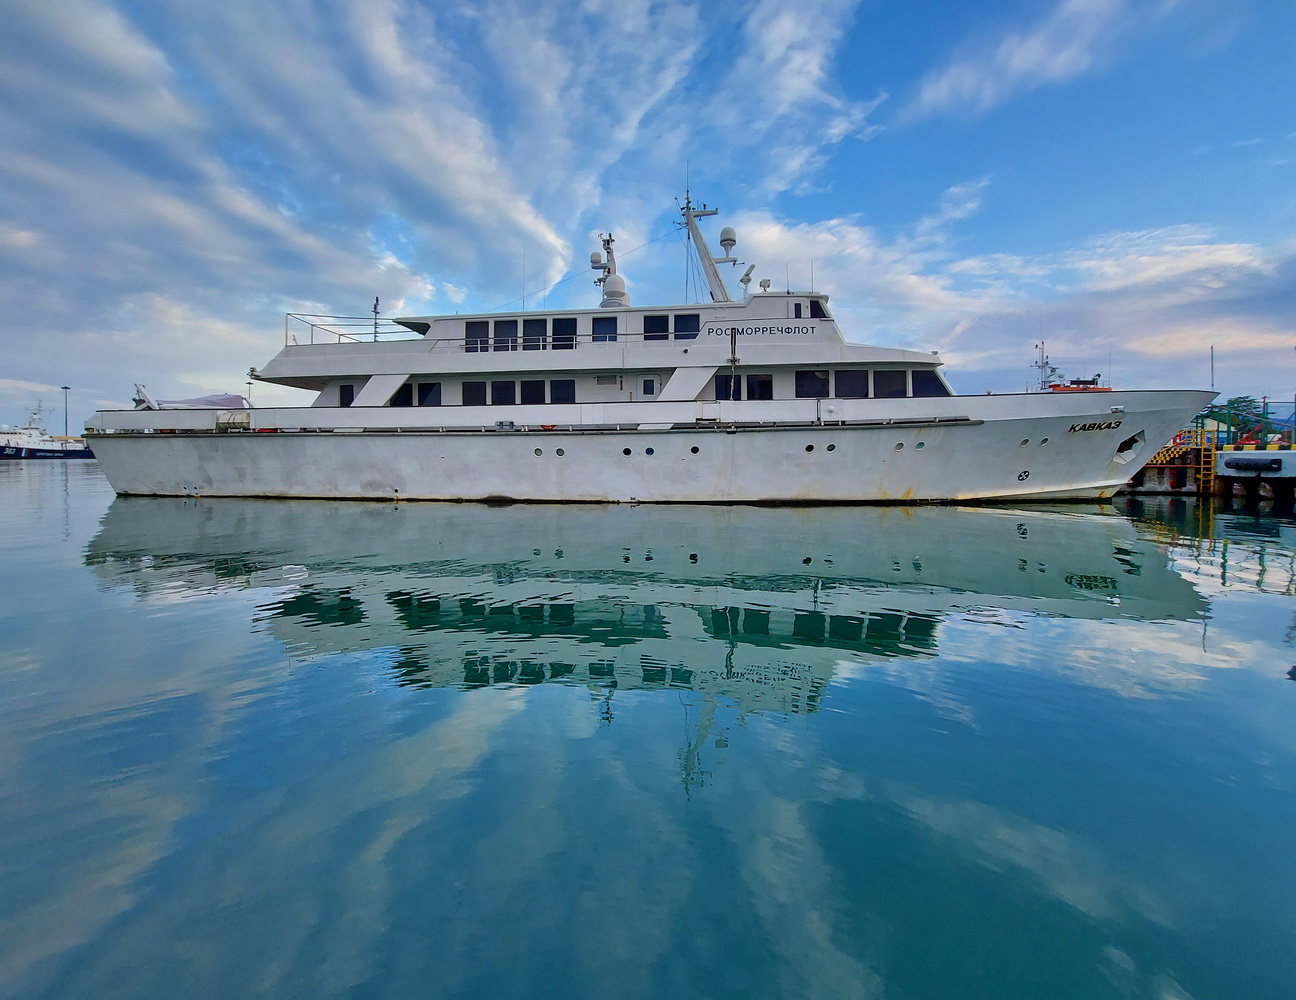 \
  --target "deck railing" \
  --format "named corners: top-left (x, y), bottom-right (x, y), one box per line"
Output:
top-left (285, 313), bottom-right (425, 346)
